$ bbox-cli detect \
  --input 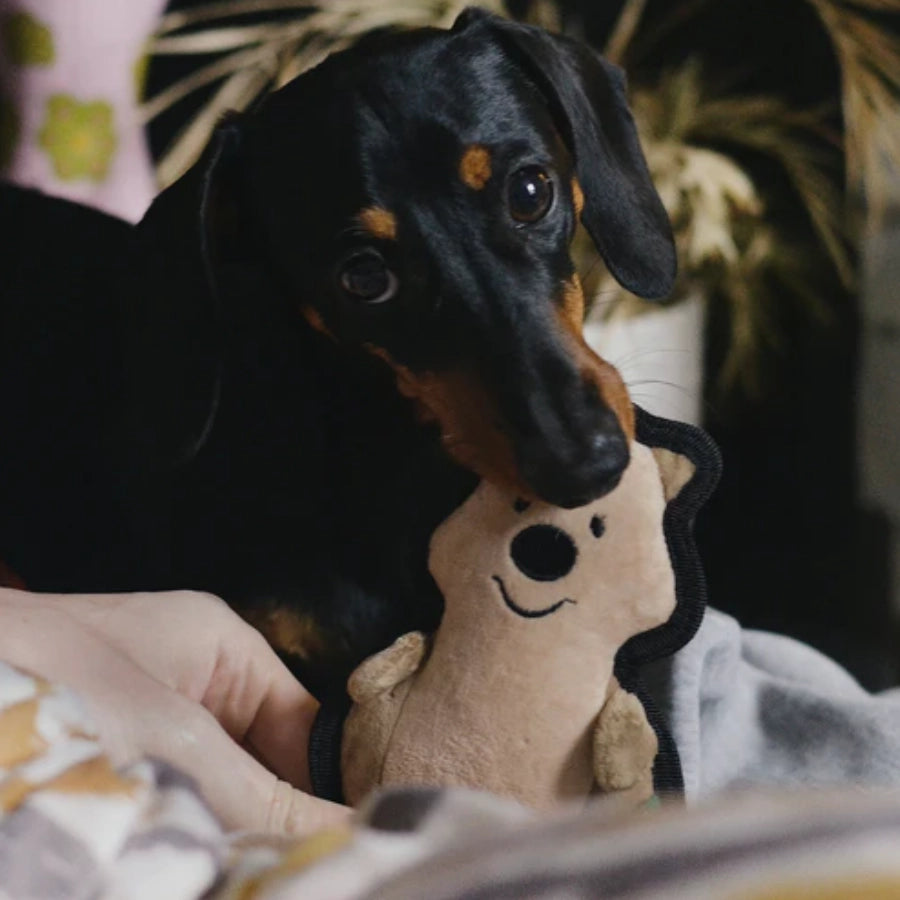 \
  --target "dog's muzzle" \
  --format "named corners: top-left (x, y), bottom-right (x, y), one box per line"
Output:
top-left (515, 405), bottom-right (629, 509)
